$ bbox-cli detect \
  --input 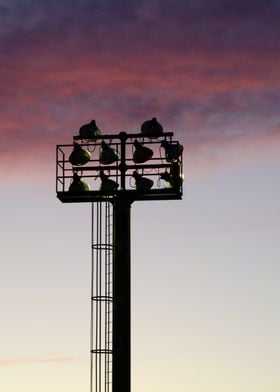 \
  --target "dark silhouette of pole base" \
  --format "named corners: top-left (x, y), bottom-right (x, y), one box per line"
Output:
top-left (112, 196), bottom-right (132, 392)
